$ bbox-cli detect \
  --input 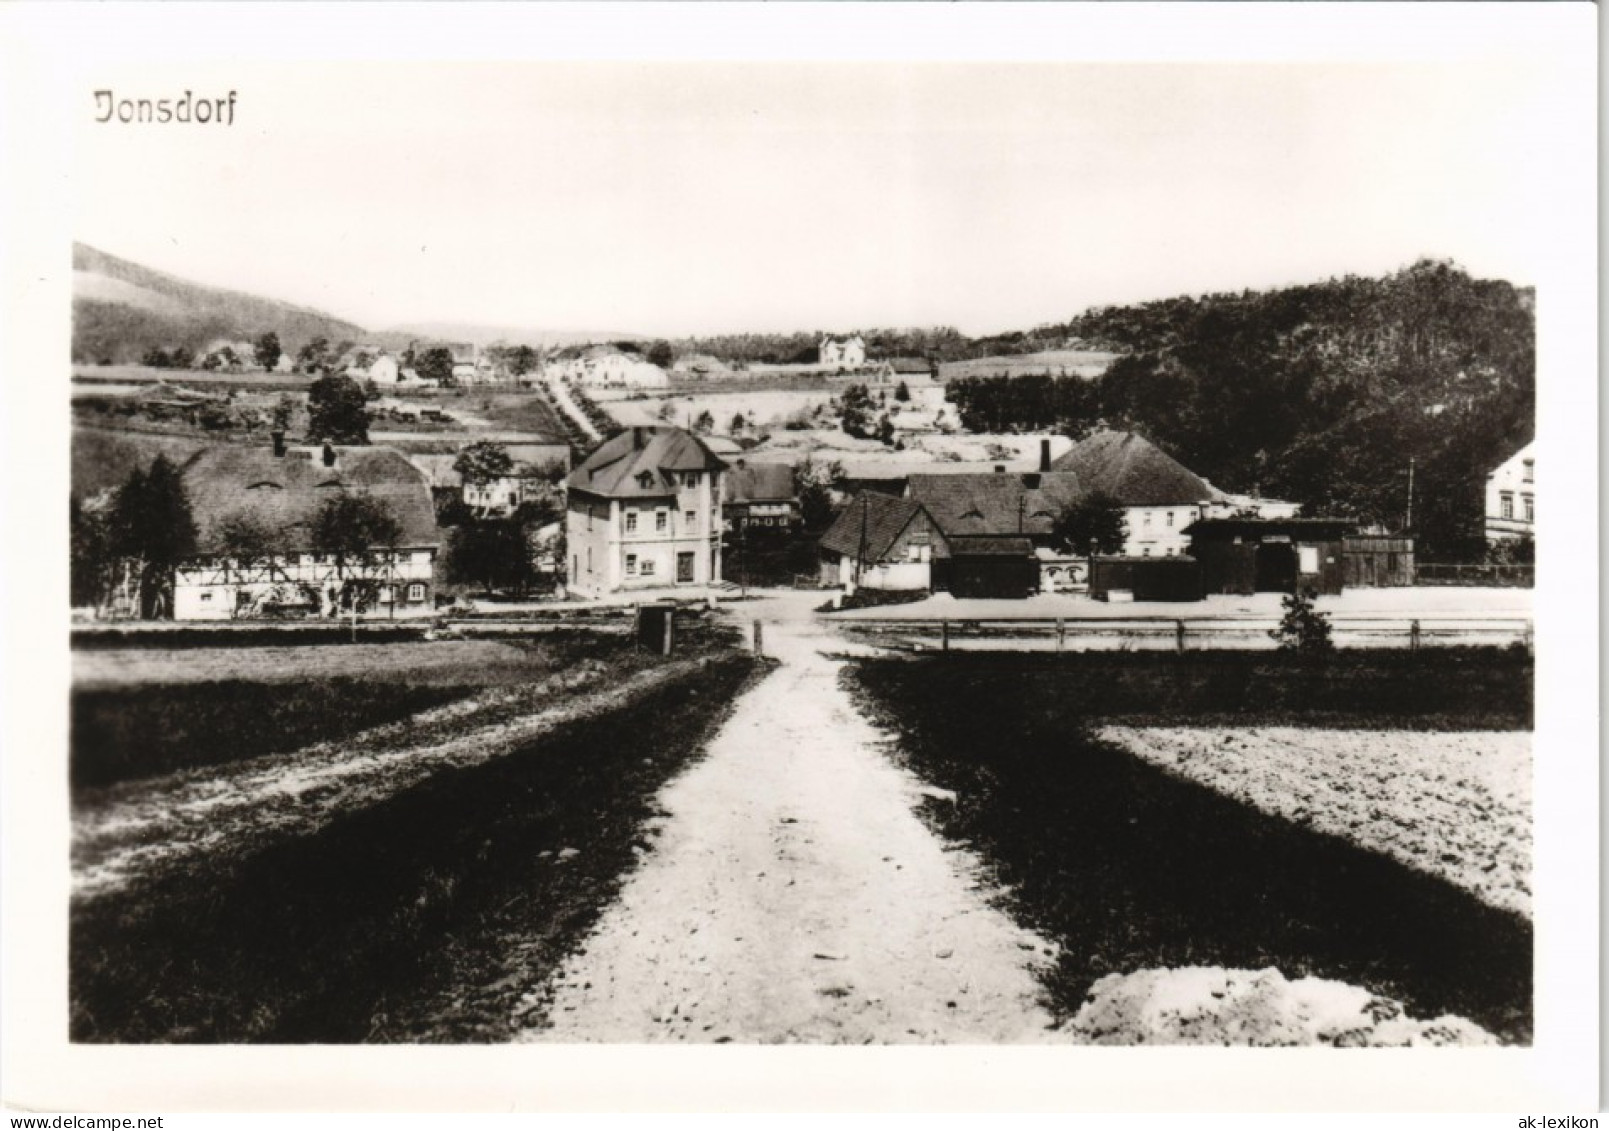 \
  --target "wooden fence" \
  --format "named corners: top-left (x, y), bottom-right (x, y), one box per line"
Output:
top-left (1416, 563), bottom-right (1535, 588)
top-left (838, 614), bottom-right (1533, 654)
